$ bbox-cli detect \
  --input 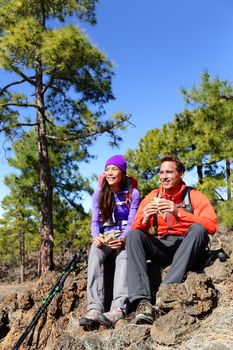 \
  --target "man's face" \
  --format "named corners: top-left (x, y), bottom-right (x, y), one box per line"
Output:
top-left (159, 161), bottom-right (184, 191)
